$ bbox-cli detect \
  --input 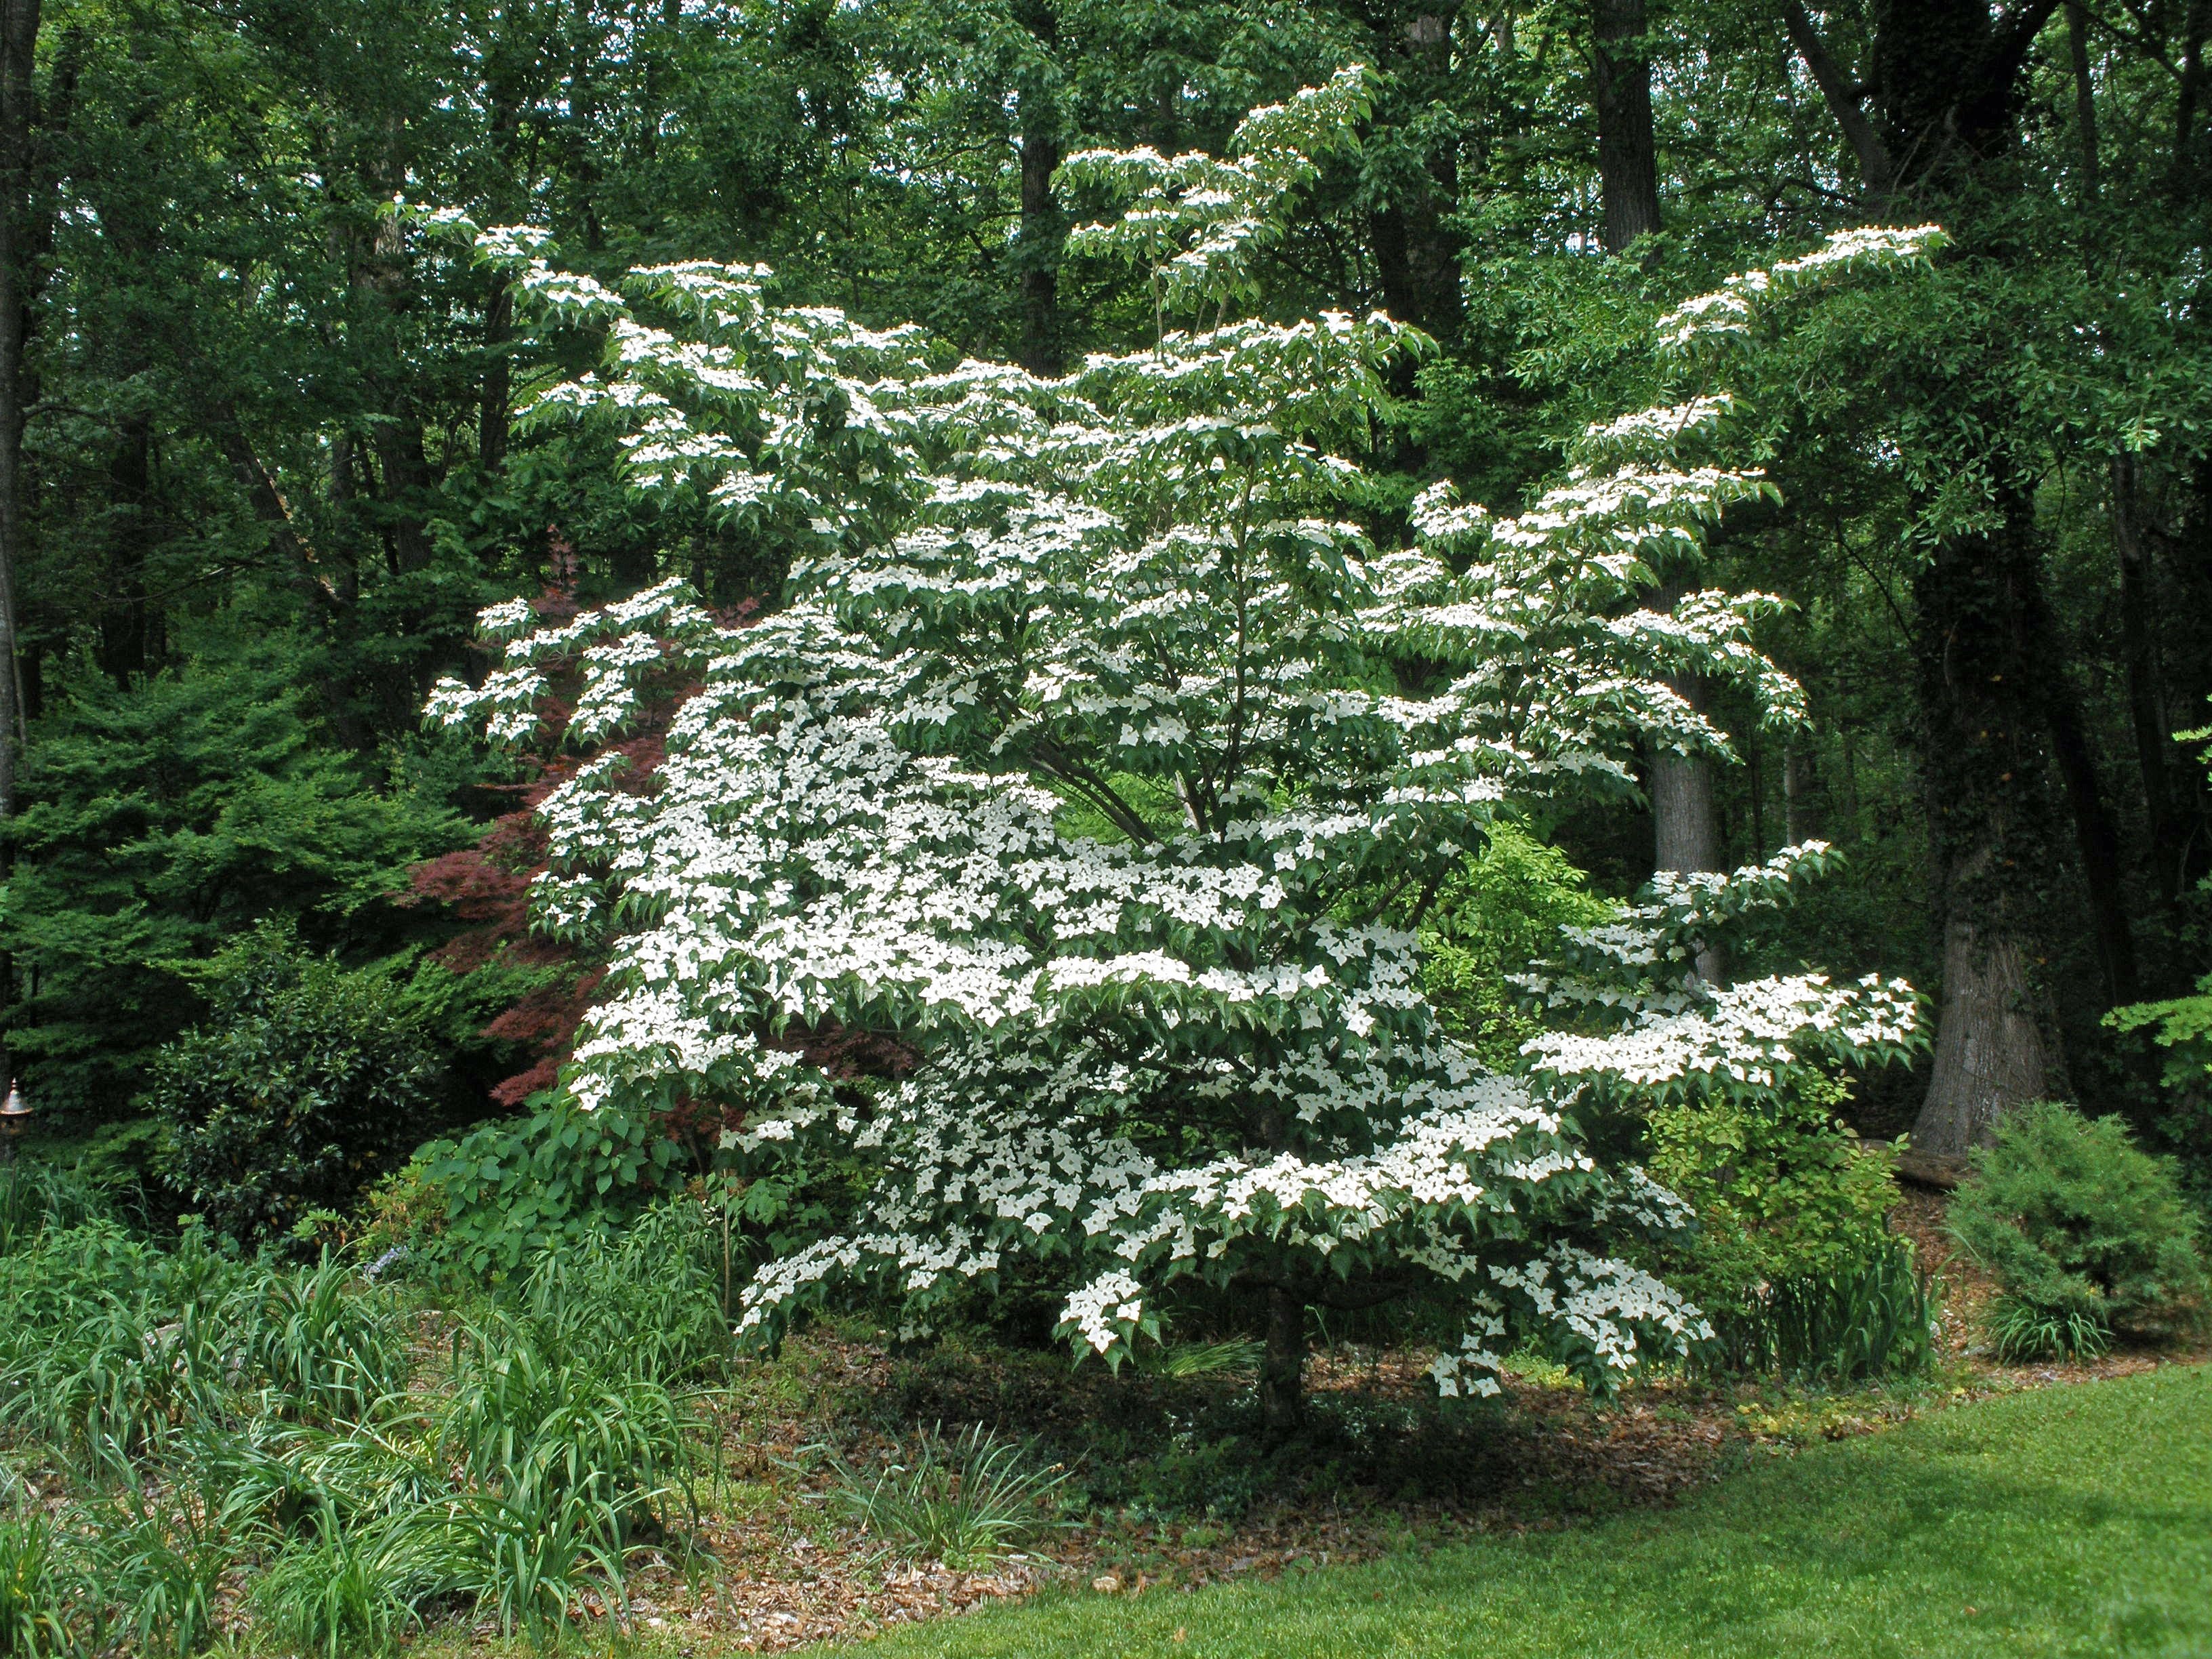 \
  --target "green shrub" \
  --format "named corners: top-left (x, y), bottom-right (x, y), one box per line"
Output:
top-left (410, 1096), bottom-right (684, 1278)
top-left (1950, 1101), bottom-right (2207, 1345)
top-left (1641, 1075), bottom-right (1899, 1307)
top-left (1420, 827), bottom-right (1614, 1071)
top-left (148, 926), bottom-right (445, 1241)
